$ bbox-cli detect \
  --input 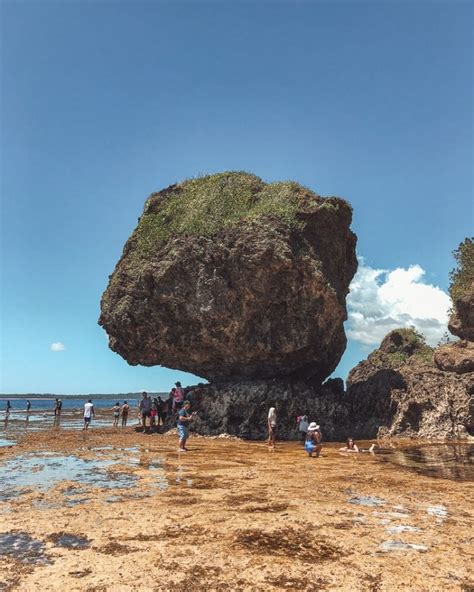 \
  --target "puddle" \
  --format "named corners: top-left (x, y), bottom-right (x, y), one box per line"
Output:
top-left (0, 453), bottom-right (138, 494)
top-left (348, 495), bottom-right (385, 507)
top-left (104, 495), bottom-right (123, 503)
top-left (50, 533), bottom-right (90, 550)
top-left (380, 540), bottom-right (428, 552)
top-left (0, 532), bottom-right (50, 564)
top-left (376, 444), bottom-right (474, 481)
top-left (386, 525), bottom-right (420, 534)
top-left (426, 505), bottom-right (448, 520)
